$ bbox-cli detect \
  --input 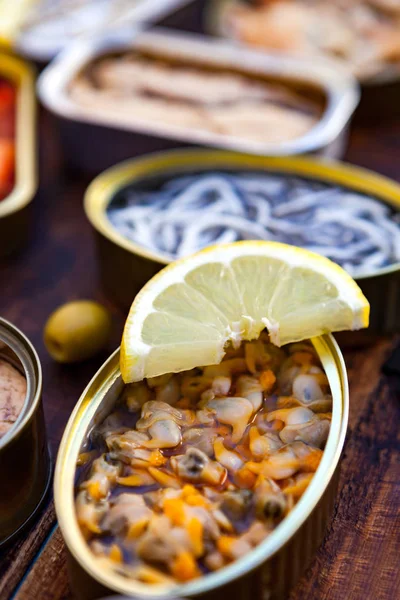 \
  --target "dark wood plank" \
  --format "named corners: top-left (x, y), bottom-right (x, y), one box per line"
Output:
top-left (14, 529), bottom-right (71, 600)
top-left (0, 501), bottom-right (56, 600)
